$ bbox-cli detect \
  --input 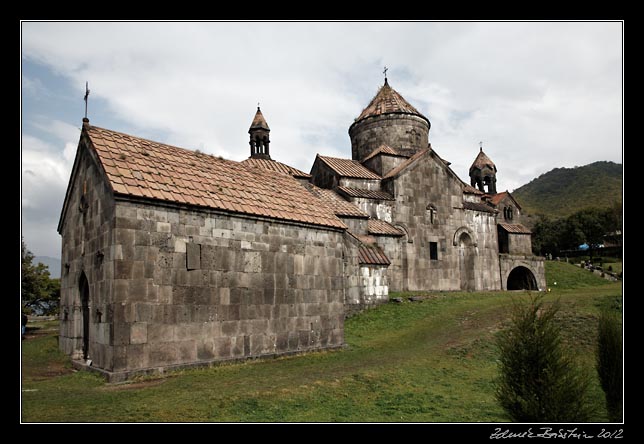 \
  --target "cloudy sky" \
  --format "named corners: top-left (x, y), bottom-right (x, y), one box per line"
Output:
top-left (21, 21), bottom-right (622, 258)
